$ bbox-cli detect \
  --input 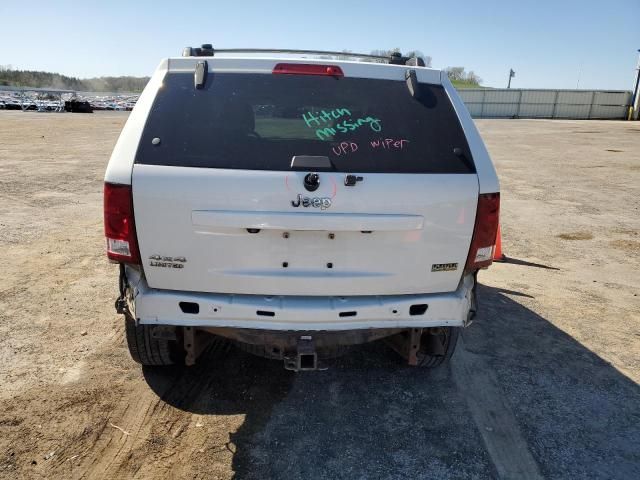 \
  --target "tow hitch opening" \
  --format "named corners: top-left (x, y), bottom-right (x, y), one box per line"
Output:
top-left (299, 353), bottom-right (317, 370)
top-left (284, 336), bottom-right (319, 371)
